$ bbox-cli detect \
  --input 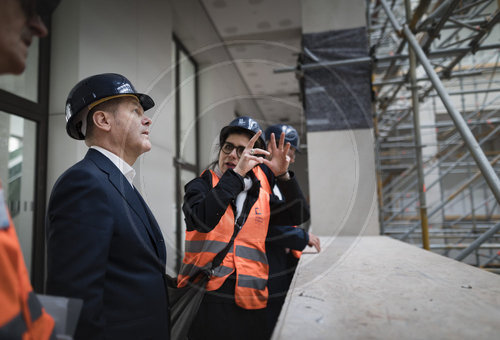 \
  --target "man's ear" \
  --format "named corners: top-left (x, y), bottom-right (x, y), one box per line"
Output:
top-left (93, 110), bottom-right (112, 132)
